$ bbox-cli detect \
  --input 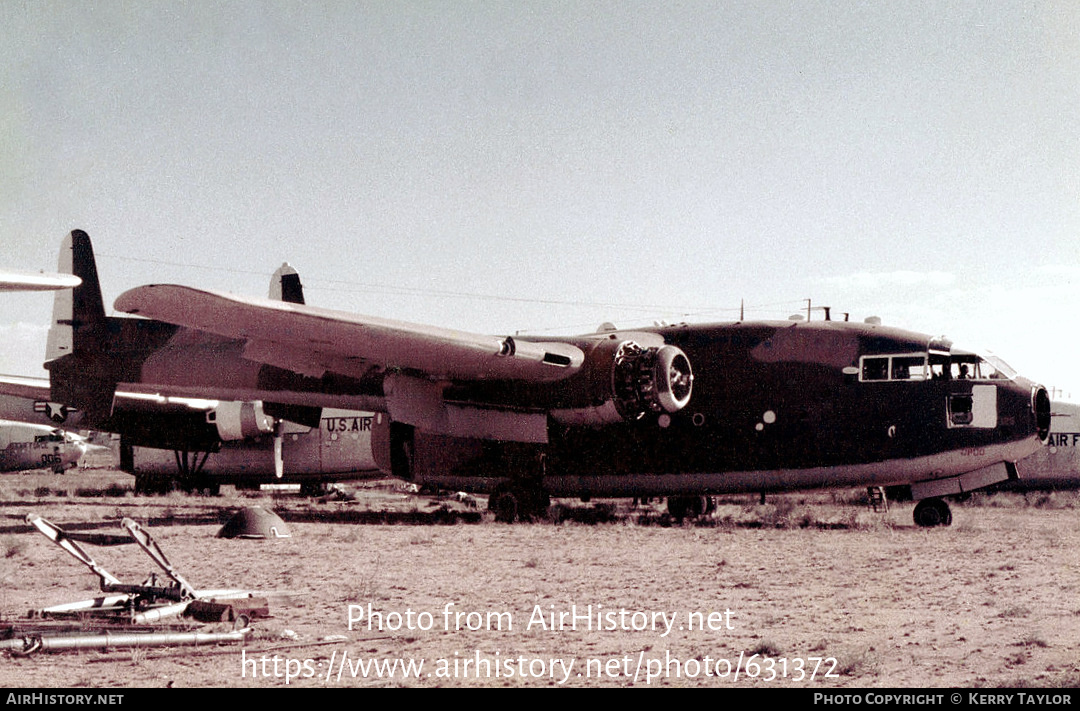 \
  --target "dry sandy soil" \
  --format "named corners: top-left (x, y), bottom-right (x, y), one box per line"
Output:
top-left (0, 468), bottom-right (1078, 689)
